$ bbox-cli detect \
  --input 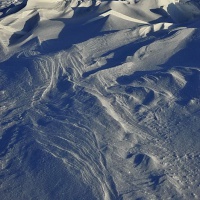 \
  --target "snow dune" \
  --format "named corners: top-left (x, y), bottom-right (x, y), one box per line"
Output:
top-left (84, 9), bottom-right (148, 24)
top-left (0, 0), bottom-right (200, 200)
